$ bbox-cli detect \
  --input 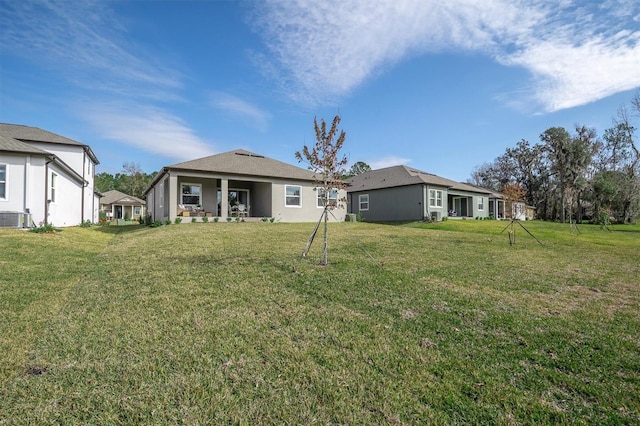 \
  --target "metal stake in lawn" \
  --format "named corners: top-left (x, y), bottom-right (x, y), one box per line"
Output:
top-left (499, 218), bottom-right (543, 246)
